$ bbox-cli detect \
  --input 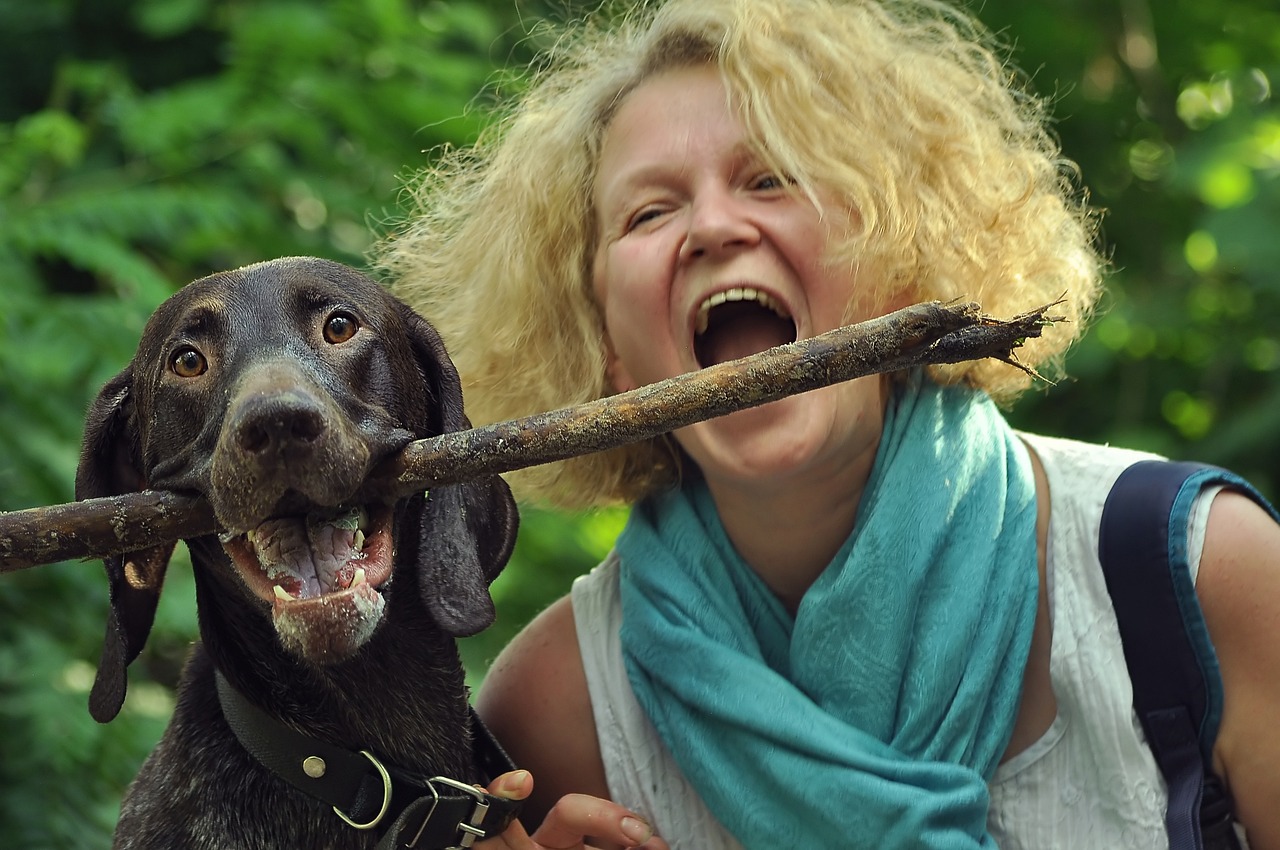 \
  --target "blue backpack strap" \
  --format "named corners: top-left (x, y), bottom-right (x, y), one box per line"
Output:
top-left (1098, 459), bottom-right (1270, 850)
